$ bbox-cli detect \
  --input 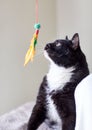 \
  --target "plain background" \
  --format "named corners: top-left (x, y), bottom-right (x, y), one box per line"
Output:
top-left (0, 0), bottom-right (92, 115)
top-left (0, 0), bottom-right (56, 115)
